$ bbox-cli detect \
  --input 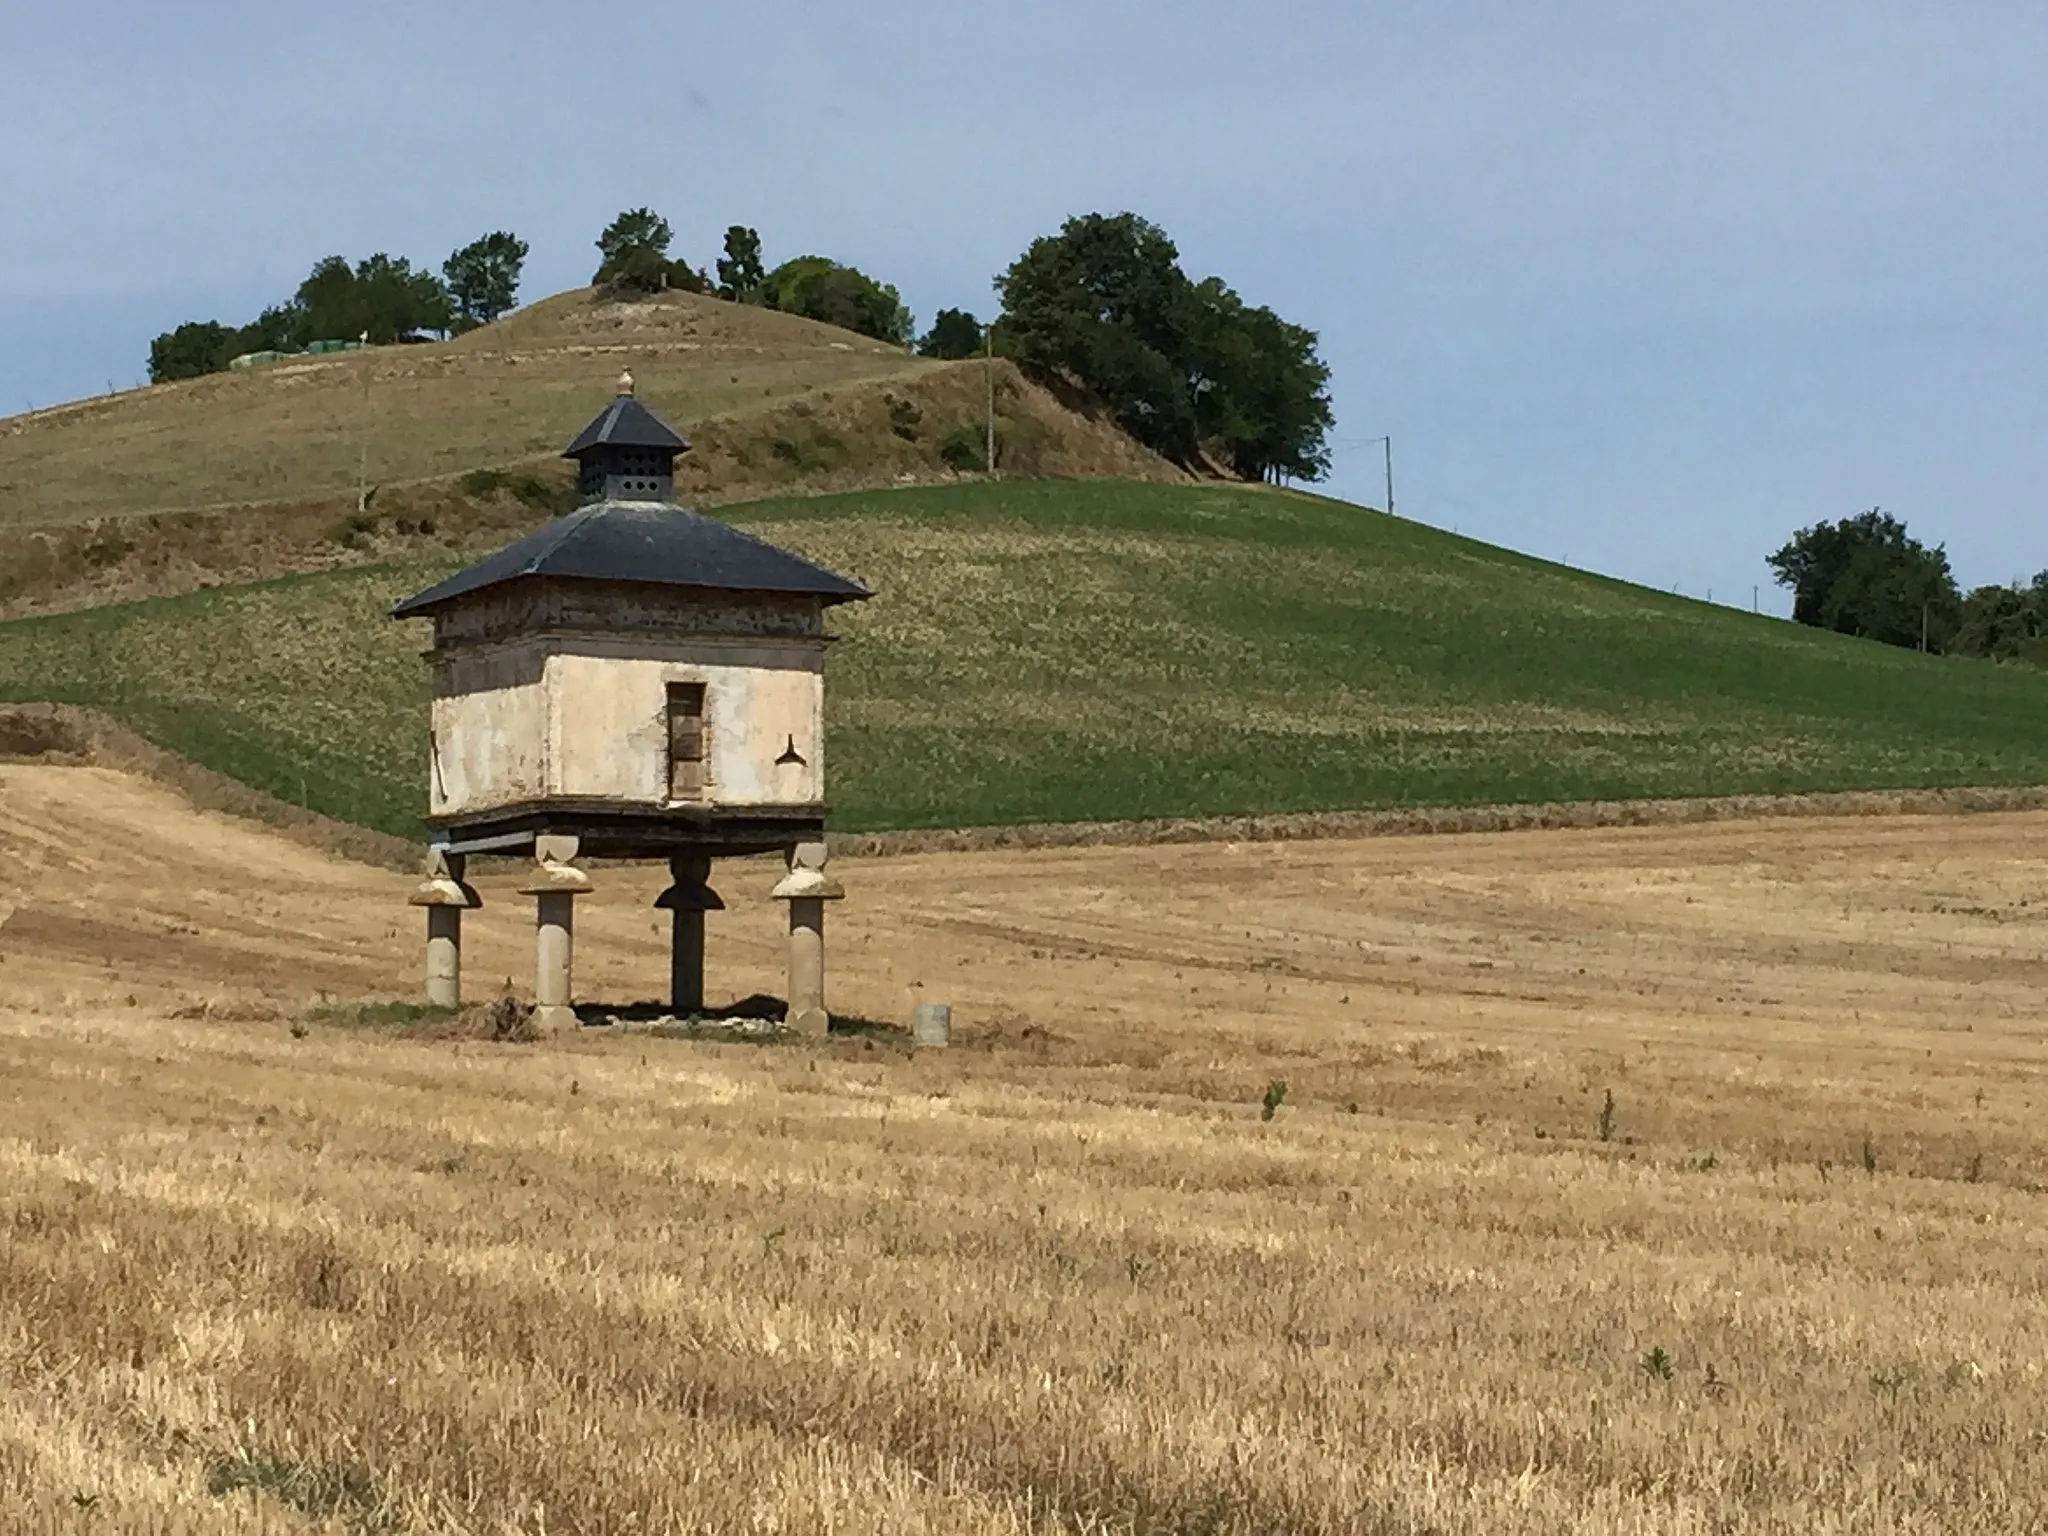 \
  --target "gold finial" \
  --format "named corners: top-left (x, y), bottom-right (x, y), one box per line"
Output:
top-left (617, 368), bottom-right (635, 396)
